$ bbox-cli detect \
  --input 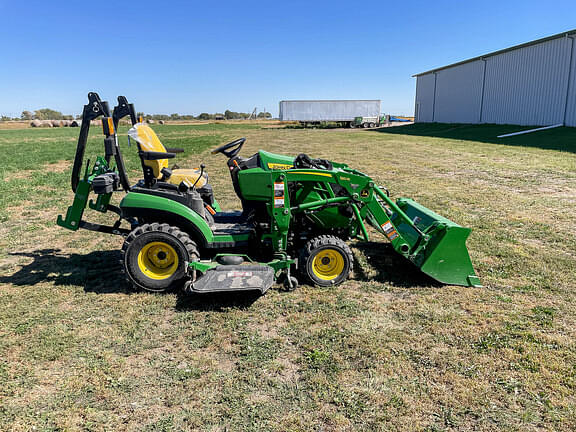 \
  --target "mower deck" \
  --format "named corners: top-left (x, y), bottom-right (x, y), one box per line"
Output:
top-left (189, 264), bottom-right (275, 294)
